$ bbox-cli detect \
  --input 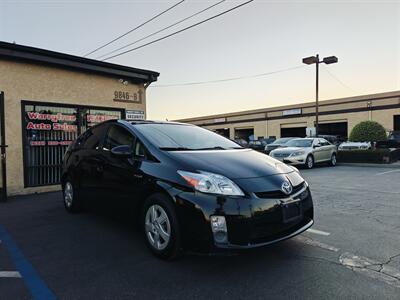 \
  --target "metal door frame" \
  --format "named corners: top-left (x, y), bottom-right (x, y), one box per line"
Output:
top-left (0, 92), bottom-right (7, 202)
